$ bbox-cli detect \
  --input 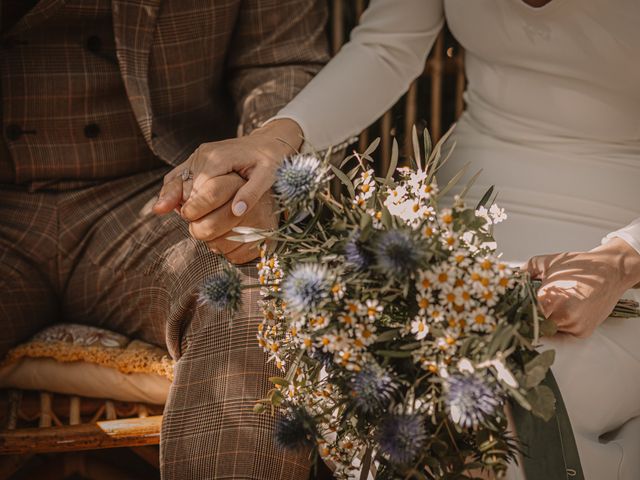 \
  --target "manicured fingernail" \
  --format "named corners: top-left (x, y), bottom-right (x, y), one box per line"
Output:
top-left (232, 201), bottom-right (247, 216)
